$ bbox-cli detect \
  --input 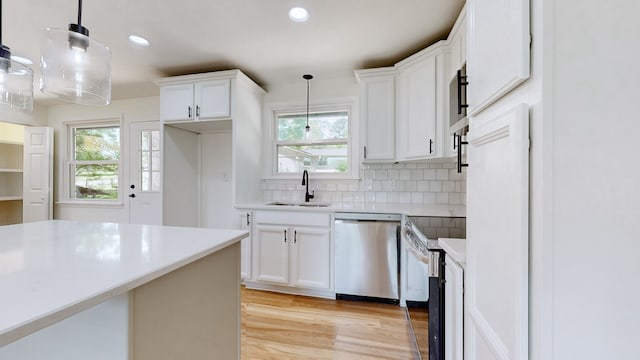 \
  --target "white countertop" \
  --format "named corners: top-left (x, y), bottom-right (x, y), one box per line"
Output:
top-left (0, 220), bottom-right (248, 347)
top-left (237, 202), bottom-right (466, 217)
top-left (439, 238), bottom-right (467, 264)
